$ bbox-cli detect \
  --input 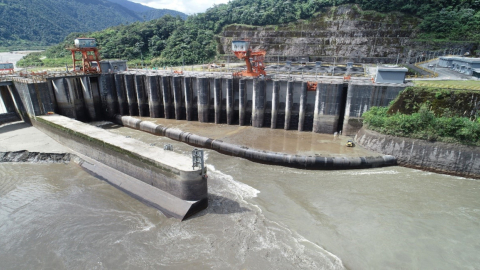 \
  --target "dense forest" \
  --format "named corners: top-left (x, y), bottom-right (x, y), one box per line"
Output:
top-left (0, 0), bottom-right (186, 48)
top-left (17, 0), bottom-right (480, 67)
